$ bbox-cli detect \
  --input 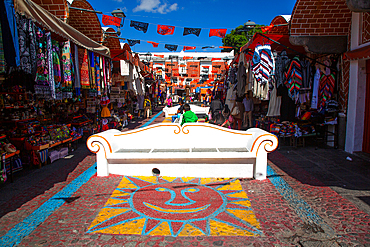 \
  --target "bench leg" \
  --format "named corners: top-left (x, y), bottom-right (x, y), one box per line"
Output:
top-left (254, 152), bottom-right (267, 180)
top-left (96, 152), bottom-right (109, 176)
